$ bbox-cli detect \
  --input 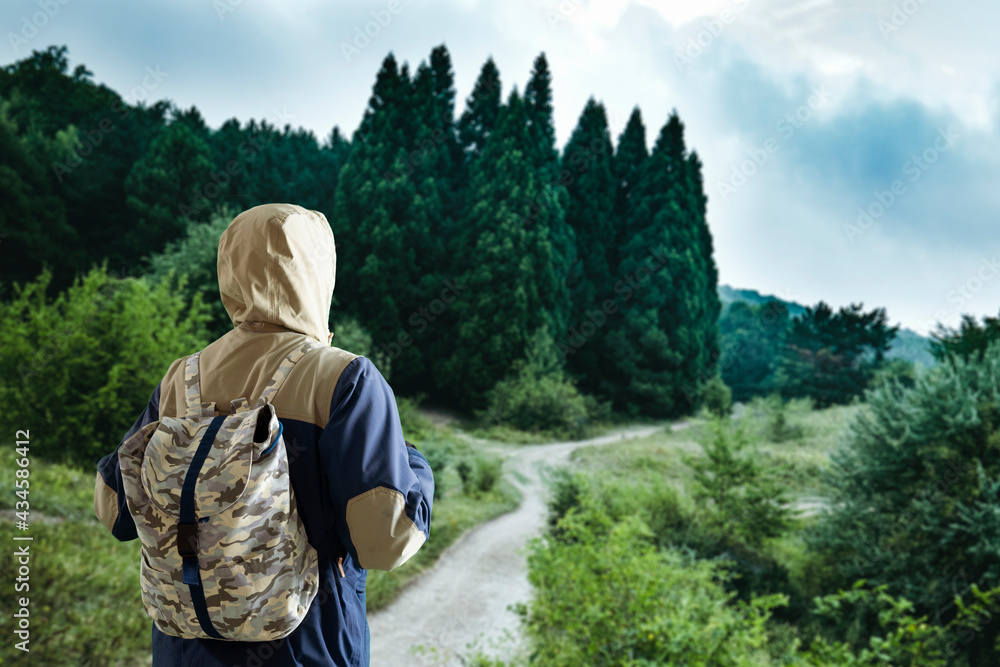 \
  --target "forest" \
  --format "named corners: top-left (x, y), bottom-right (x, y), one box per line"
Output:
top-left (1, 44), bottom-right (999, 666)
